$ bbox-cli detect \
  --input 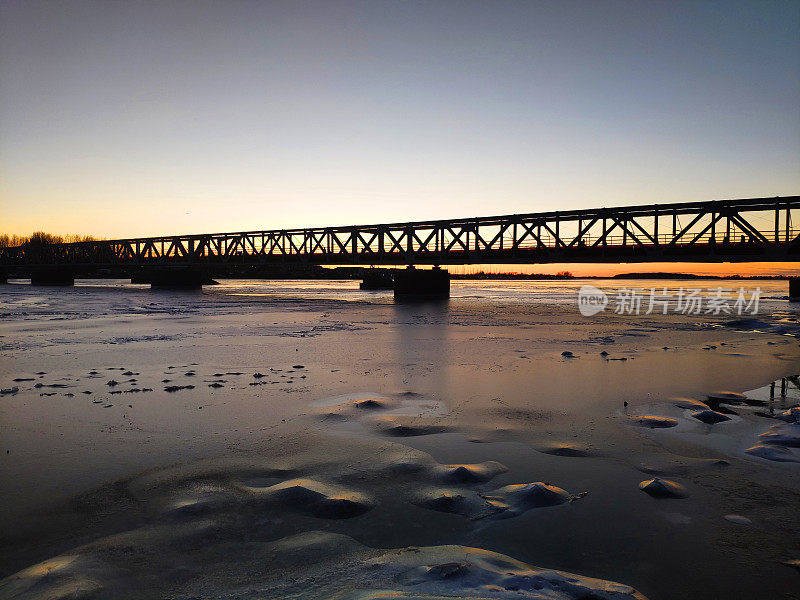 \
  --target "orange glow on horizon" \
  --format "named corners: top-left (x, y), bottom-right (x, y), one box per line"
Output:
top-left (449, 262), bottom-right (800, 278)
